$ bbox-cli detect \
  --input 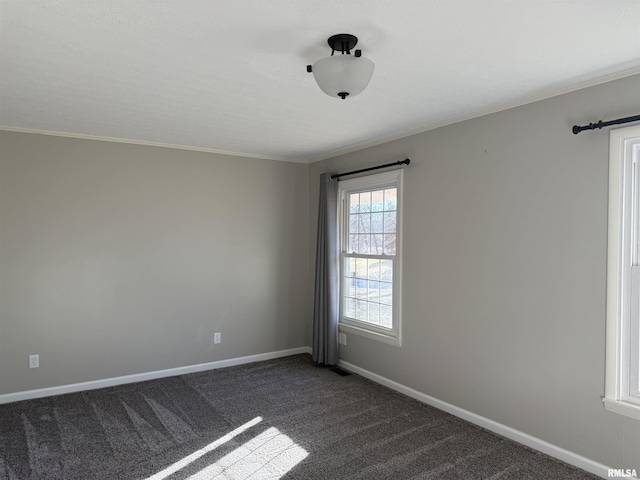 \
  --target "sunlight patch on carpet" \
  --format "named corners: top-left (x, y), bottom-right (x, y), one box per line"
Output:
top-left (146, 416), bottom-right (263, 480)
top-left (187, 426), bottom-right (308, 479)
